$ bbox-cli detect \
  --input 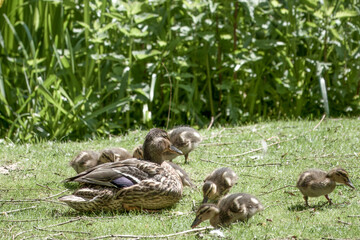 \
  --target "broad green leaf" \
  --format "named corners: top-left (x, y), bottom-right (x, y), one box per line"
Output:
top-left (128, 1), bottom-right (143, 15)
top-left (36, 85), bottom-right (69, 116)
top-left (132, 50), bottom-right (161, 60)
top-left (60, 57), bottom-right (70, 69)
top-left (84, 97), bottom-right (130, 120)
top-left (329, 28), bottom-right (342, 41)
top-left (134, 13), bottom-right (158, 24)
top-left (129, 28), bottom-right (148, 37)
top-left (220, 34), bottom-right (232, 40)
top-left (334, 10), bottom-right (359, 19)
